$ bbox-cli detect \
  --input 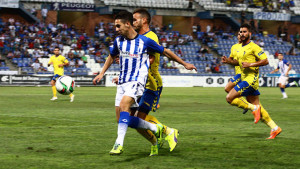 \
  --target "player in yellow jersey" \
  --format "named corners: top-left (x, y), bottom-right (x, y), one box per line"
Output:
top-left (222, 24), bottom-right (281, 139)
top-left (132, 8), bottom-right (181, 156)
top-left (224, 33), bottom-right (248, 114)
top-left (48, 47), bottom-right (74, 102)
